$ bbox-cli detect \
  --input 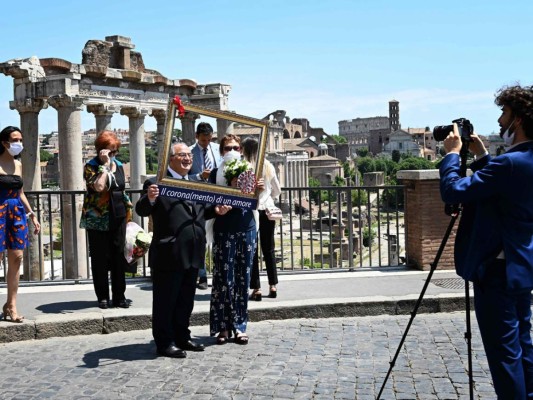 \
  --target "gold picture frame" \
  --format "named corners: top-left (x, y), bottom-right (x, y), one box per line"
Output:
top-left (156, 97), bottom-right (269, 210)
